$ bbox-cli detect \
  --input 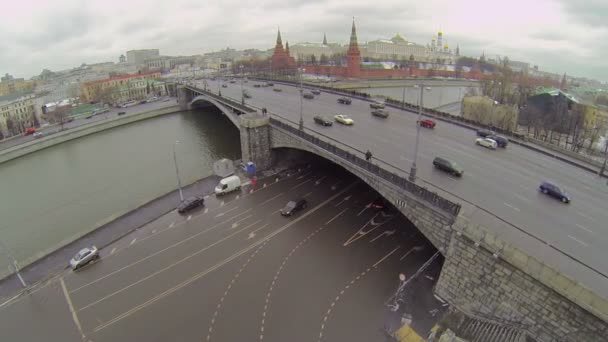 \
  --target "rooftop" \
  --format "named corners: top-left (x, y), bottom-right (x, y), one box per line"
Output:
top-left (84, 71), bottom-right (160, 85)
